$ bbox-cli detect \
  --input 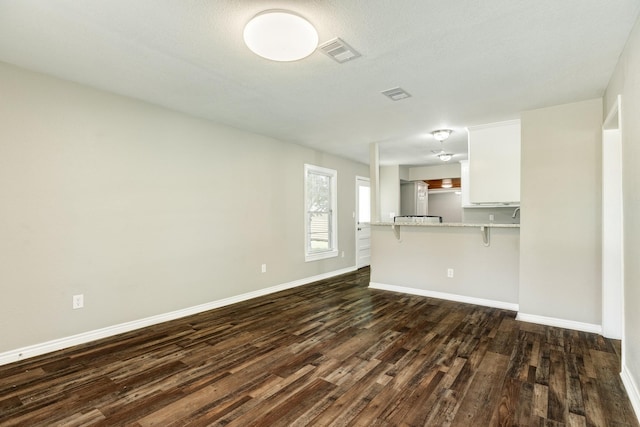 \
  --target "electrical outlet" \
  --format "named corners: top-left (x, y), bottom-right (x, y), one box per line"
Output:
top-left (72, 294), bottom-right (84, 309)
top-left (447, 268), bottom-right (454, 278)
top-left (341, 251), bottom-right (345, 258)
top-left (261, 264), bottom-right (267, 273)
top-left (489, 214), bottom-right (494, 221)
